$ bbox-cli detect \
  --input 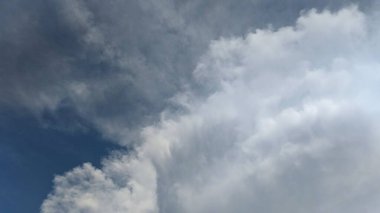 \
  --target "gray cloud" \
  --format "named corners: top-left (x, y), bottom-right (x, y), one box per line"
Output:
top-left (41, 6), bottom-right (380, 213)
